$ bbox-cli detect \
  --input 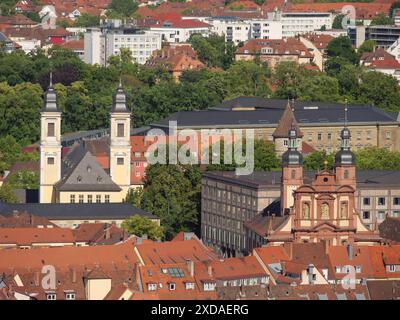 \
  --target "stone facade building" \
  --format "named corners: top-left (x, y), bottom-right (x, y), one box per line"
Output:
top-left (201, 126), bottom-right (398, 257)
top-left (39, 76), bottom-right (131, 204)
